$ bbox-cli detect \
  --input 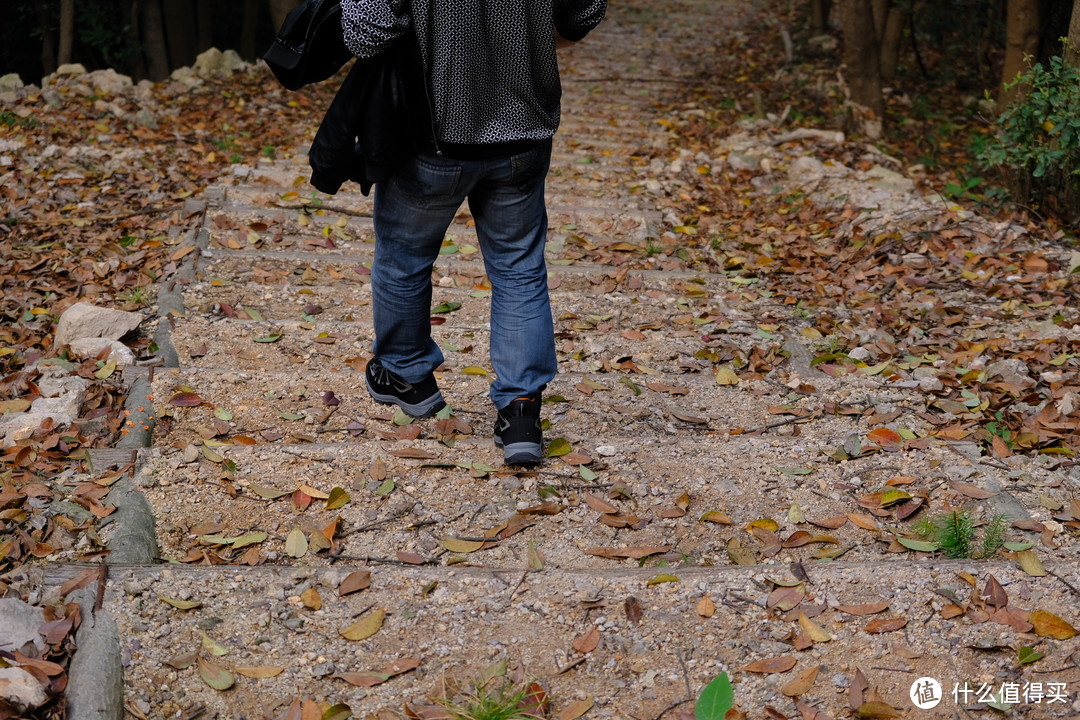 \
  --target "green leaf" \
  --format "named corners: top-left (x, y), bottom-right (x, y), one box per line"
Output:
top-left (392, 408), bottom-right (414, 425)
top-left (897, 537), bottom-right (939, 552)
top-left (253, 333), bottom-right (282, 343)
top-left (777, 466), bottom-right (813, 475)
top-left (546, 438), bottom-right (572, 457)
top-left (1003, 541), bottom-right (1035, 552)
top-left (279, 411), bottom-right (305, 421)
top-left (374, 479), bottom-right (395, 496)
top-left (326, 487), bottom-right (351, 509)
top-left (579, 465), bottom-right (598, 482)
top-left (432, 301), bottom-right (461, 314)
top-left (695, 672), bottom-right (735, 720)
top-left (1018, 646), bottom-right (1044, 665)
top-left (214, 408), bottom-right (233, 421)
top-left (198, 657), bottom-right (235, 690)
